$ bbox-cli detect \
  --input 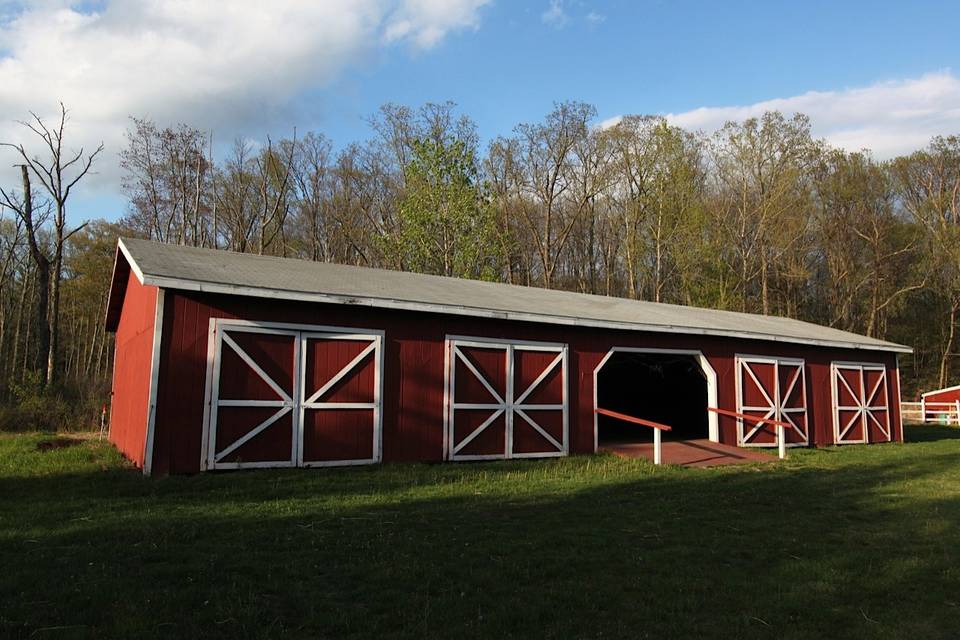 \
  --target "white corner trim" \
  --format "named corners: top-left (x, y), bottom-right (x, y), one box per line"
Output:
top-left (143, 288), bottom-right (165, 476)
top-left (895, 357), bottom-right (905, 443)
top-left (199, 318), bottom-right (218, 471)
